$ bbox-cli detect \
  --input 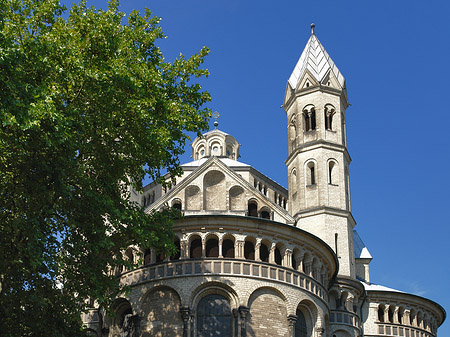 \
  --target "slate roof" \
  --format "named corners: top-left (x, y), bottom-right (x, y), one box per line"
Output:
top-left (288, 30), bottom-right (345, 90)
